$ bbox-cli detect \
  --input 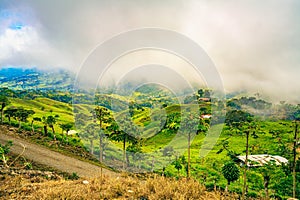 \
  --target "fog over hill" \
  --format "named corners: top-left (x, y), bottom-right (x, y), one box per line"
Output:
top-left (0, 0), bottom-right (300, 103)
